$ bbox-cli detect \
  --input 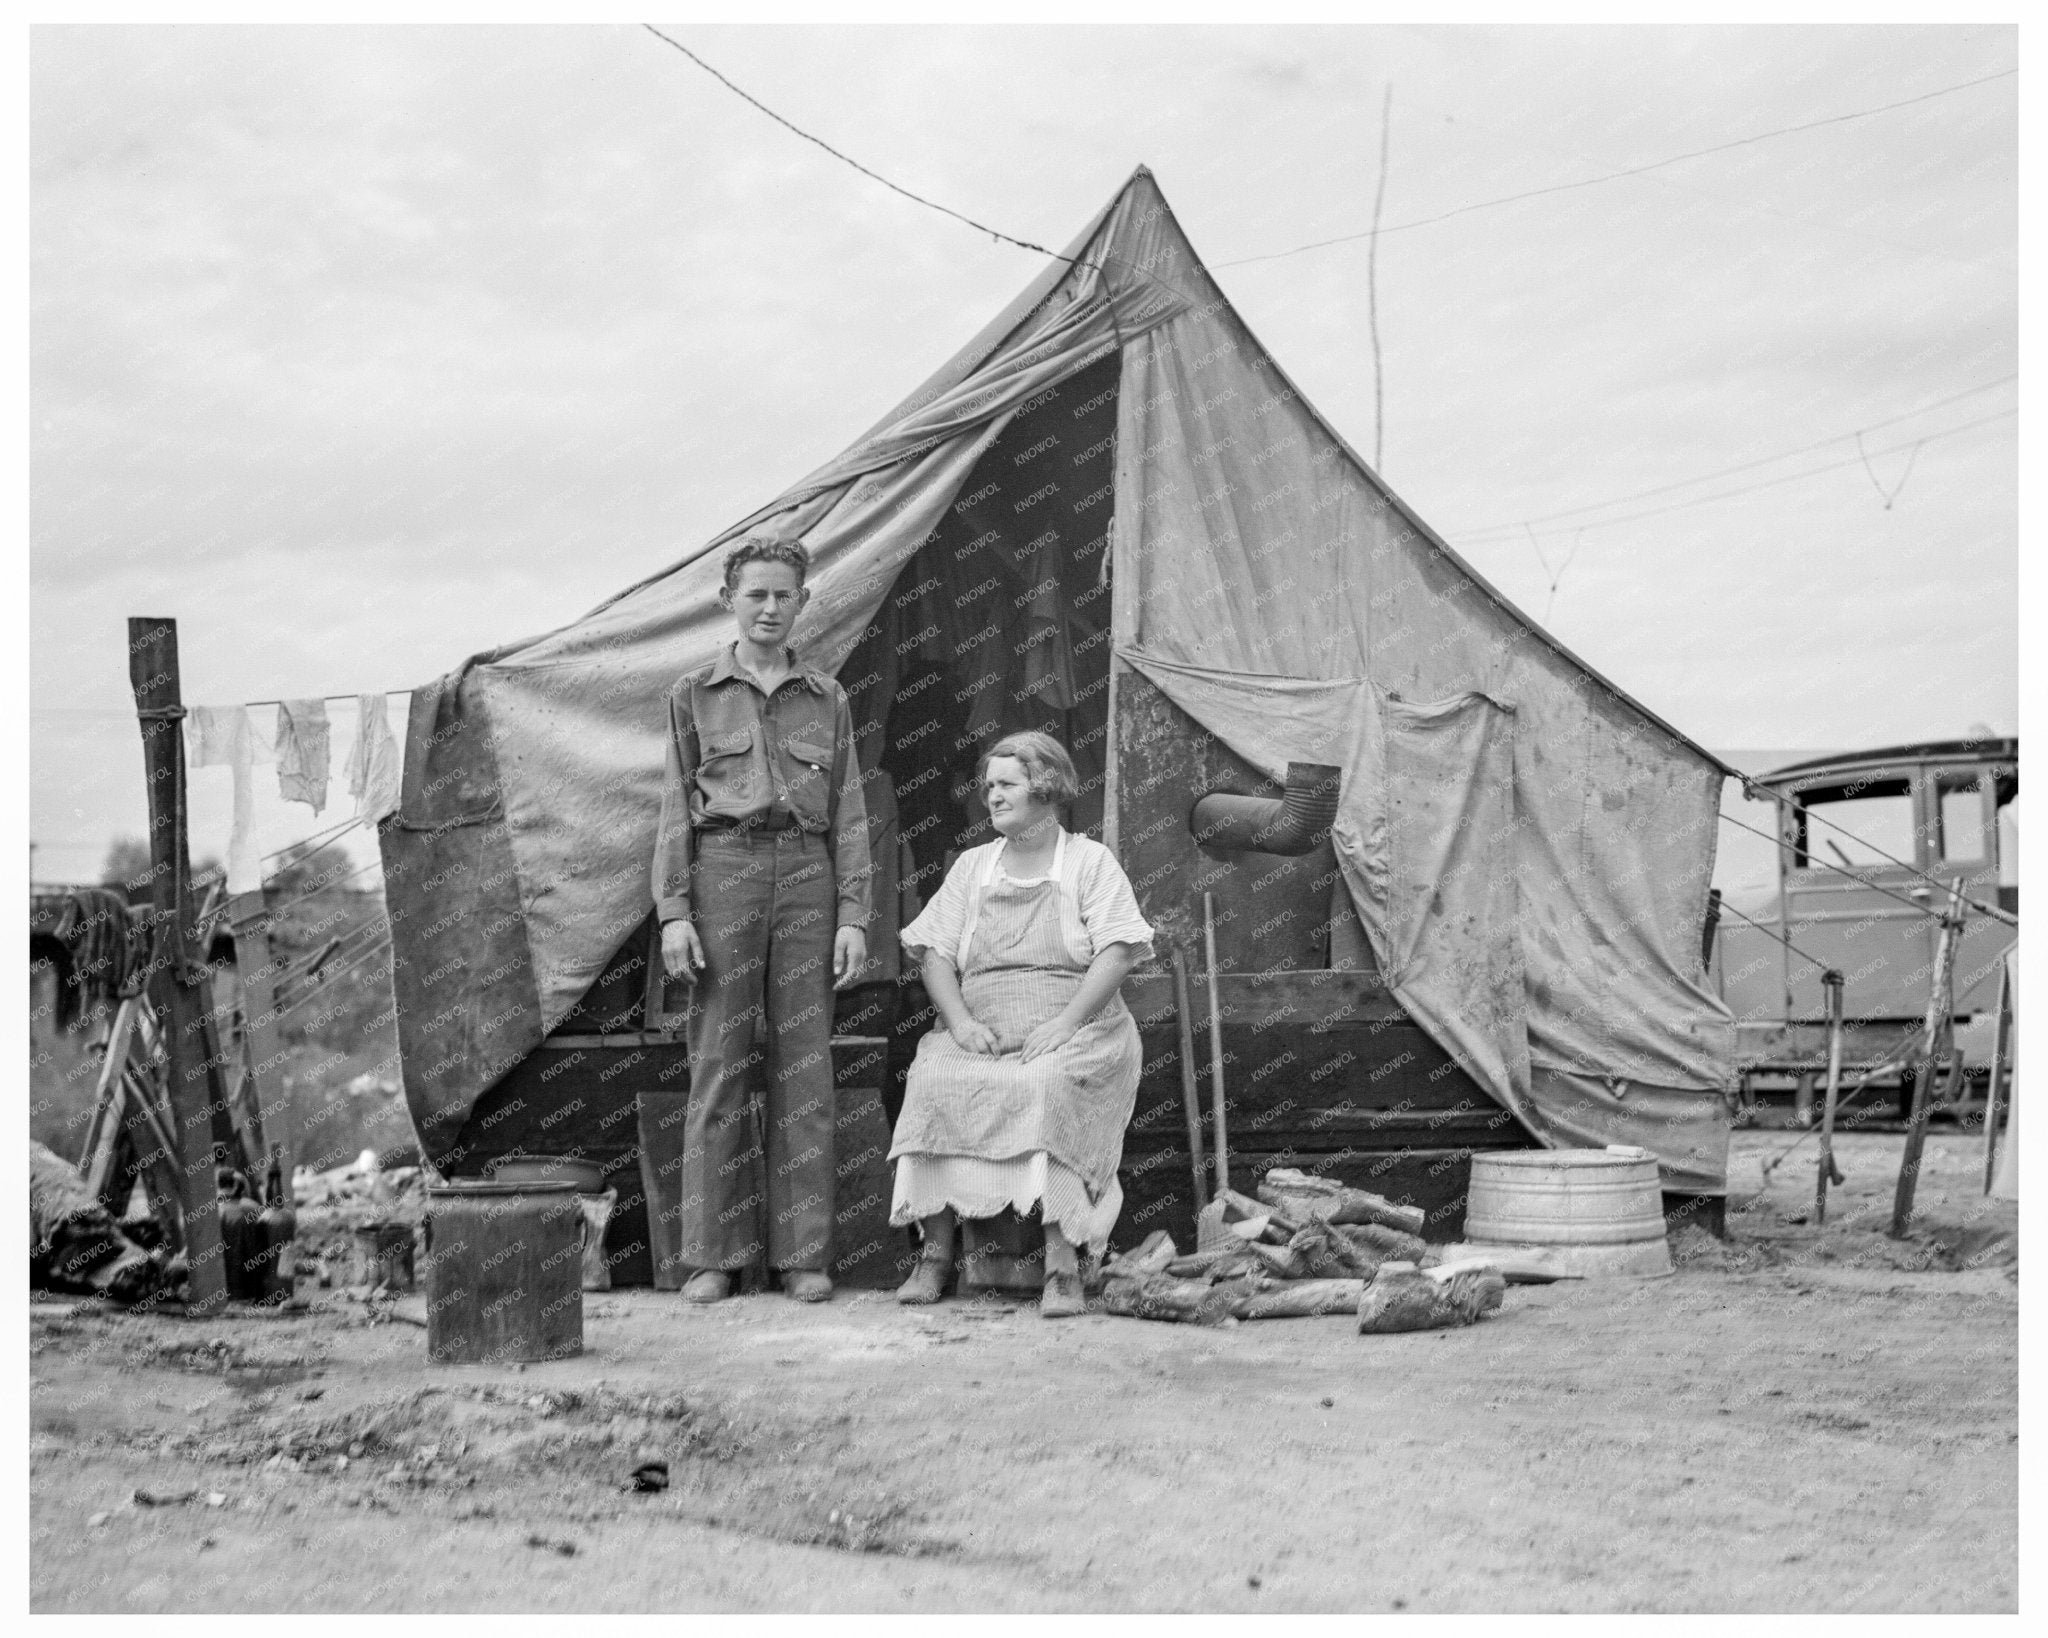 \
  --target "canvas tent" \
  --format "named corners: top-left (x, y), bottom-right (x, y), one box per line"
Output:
top-left (382, 166), bottom-right (1737, 1213)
